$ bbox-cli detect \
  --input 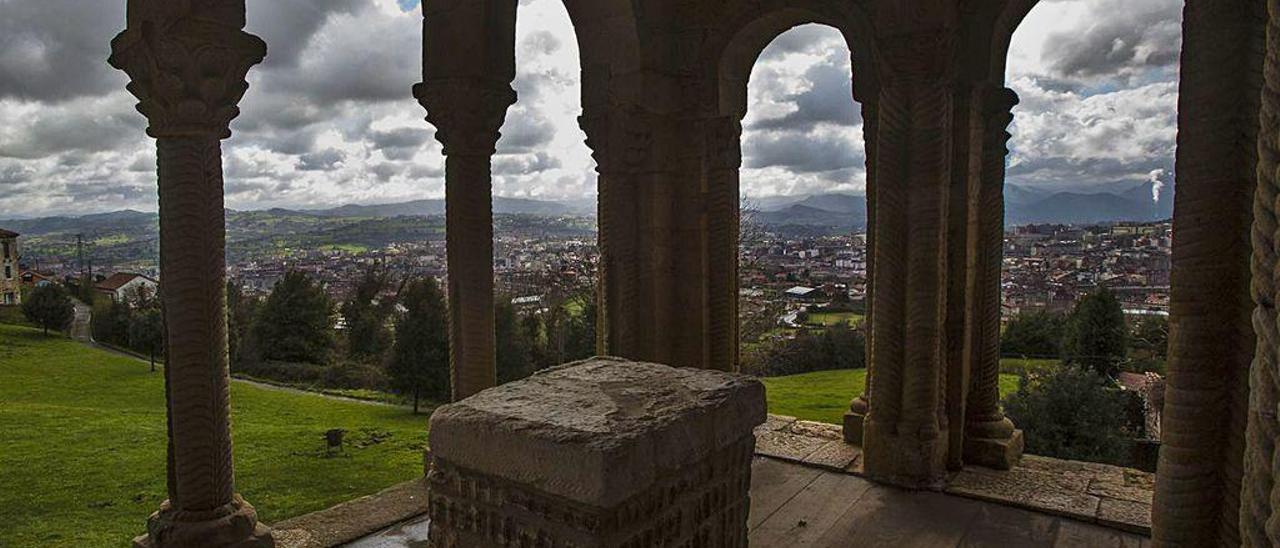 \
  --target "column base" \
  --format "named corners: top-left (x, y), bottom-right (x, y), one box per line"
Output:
top-left (843, 410), bottom-right (866, 445)
top-left (132, 495), bottom-right (275, 548)
top-left (862, 417), bottom-right (948, 489)
top-left (963, 429), bottom-right (1025, 470)
top-left (842, 396), bottom-right (868, 445)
